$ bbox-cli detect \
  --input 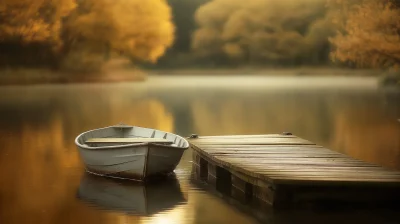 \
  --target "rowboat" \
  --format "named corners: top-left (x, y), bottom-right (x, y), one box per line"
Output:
top-left (77, 173), bottom-right (186, 215)
top-left (75, 124), bottom-right (189, 181)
